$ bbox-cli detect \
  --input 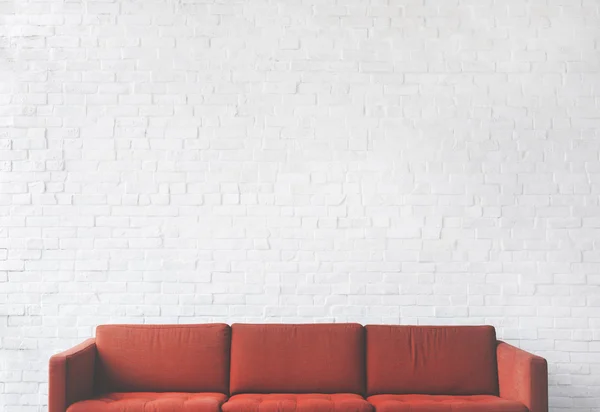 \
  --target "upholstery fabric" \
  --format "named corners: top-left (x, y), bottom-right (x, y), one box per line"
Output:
top-left (367, 395), bottom-right (528, 412)
top-left (223, 394), bottom-right (373, 412)
top-left (49, 338), bottom-right (97, 412)
top-left (67, 392), bottom-right (227, 412)
top-left (366, 325), bottom-right (499, 396)
top-left (95, 324), bottom-right (230, 393)
top-left (230, 323), bottom-right (365, 394)
top-left (497, 341), bottom-right (548, 412)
